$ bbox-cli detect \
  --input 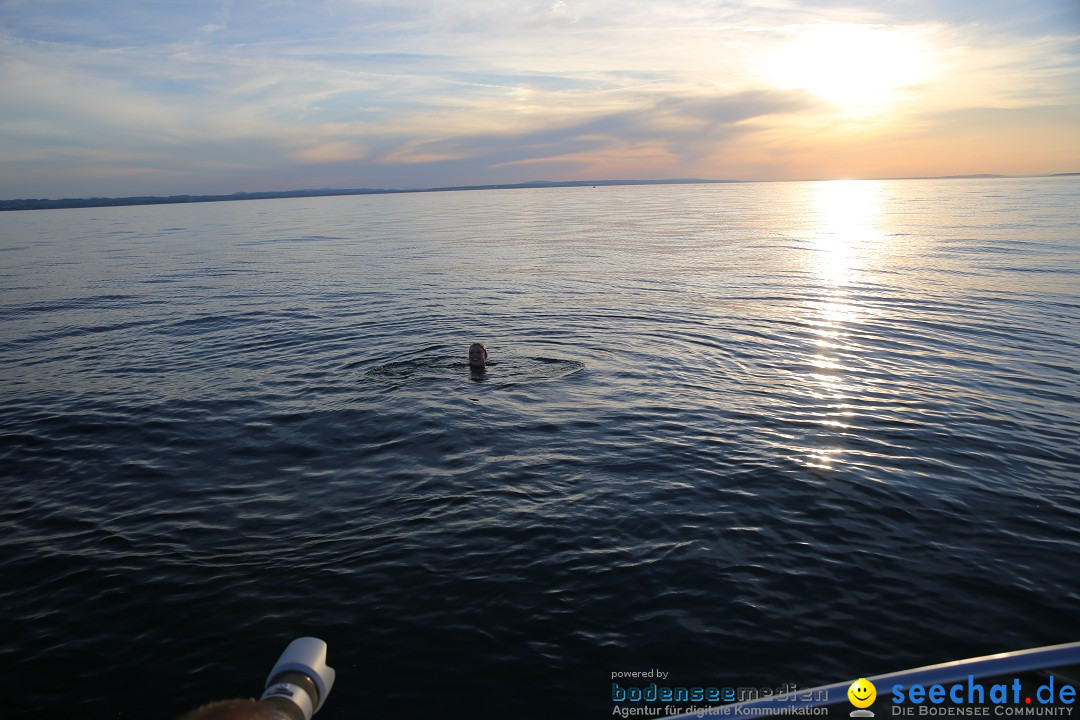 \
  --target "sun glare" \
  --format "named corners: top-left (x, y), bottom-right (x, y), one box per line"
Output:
top-left (768, 24), bottom-right (932, 116)
top-left (811, 179), bottom-right (884, 283)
